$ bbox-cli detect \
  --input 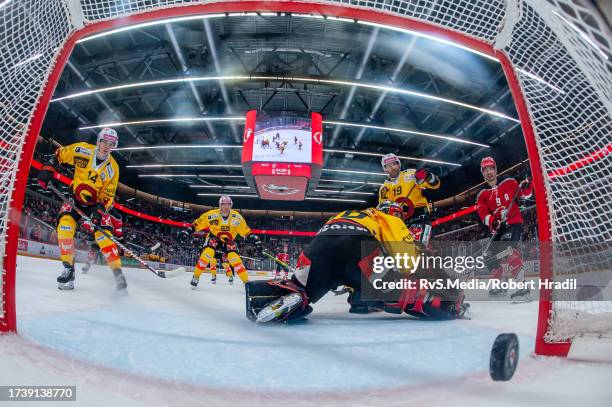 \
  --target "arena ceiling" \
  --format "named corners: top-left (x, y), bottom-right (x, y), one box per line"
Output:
top-left (39, 13), bottom-right (528, 211)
